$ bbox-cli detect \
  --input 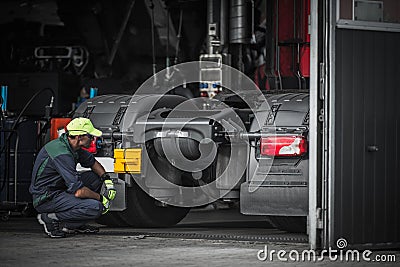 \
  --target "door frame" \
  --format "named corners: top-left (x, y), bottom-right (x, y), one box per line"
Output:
top-left (308, 0), bottom-right (324, 250)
